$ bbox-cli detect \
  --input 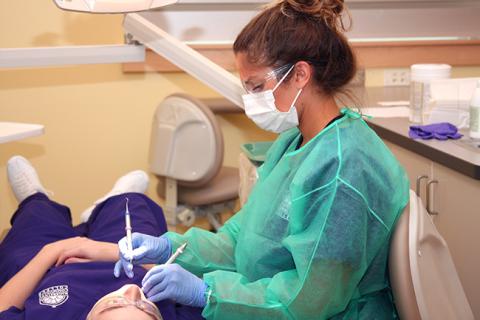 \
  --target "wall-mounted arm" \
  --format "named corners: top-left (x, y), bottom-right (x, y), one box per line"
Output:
top-left (123, 13), bottom-right (244, 109)
top-left (0, 45), bottom-right (145, 69)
